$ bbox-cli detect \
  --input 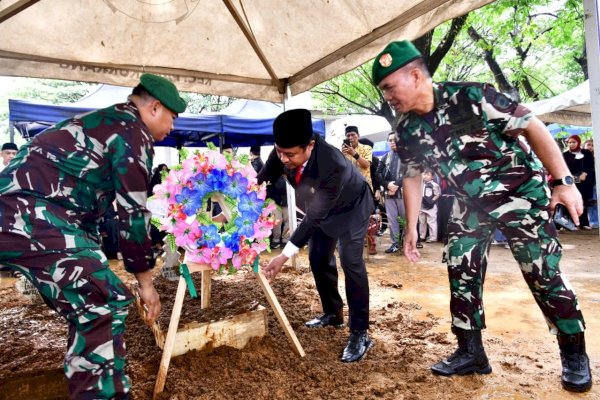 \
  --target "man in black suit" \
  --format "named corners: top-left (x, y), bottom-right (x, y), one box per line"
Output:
top-left (258, 109), bottom-right (374, 363)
